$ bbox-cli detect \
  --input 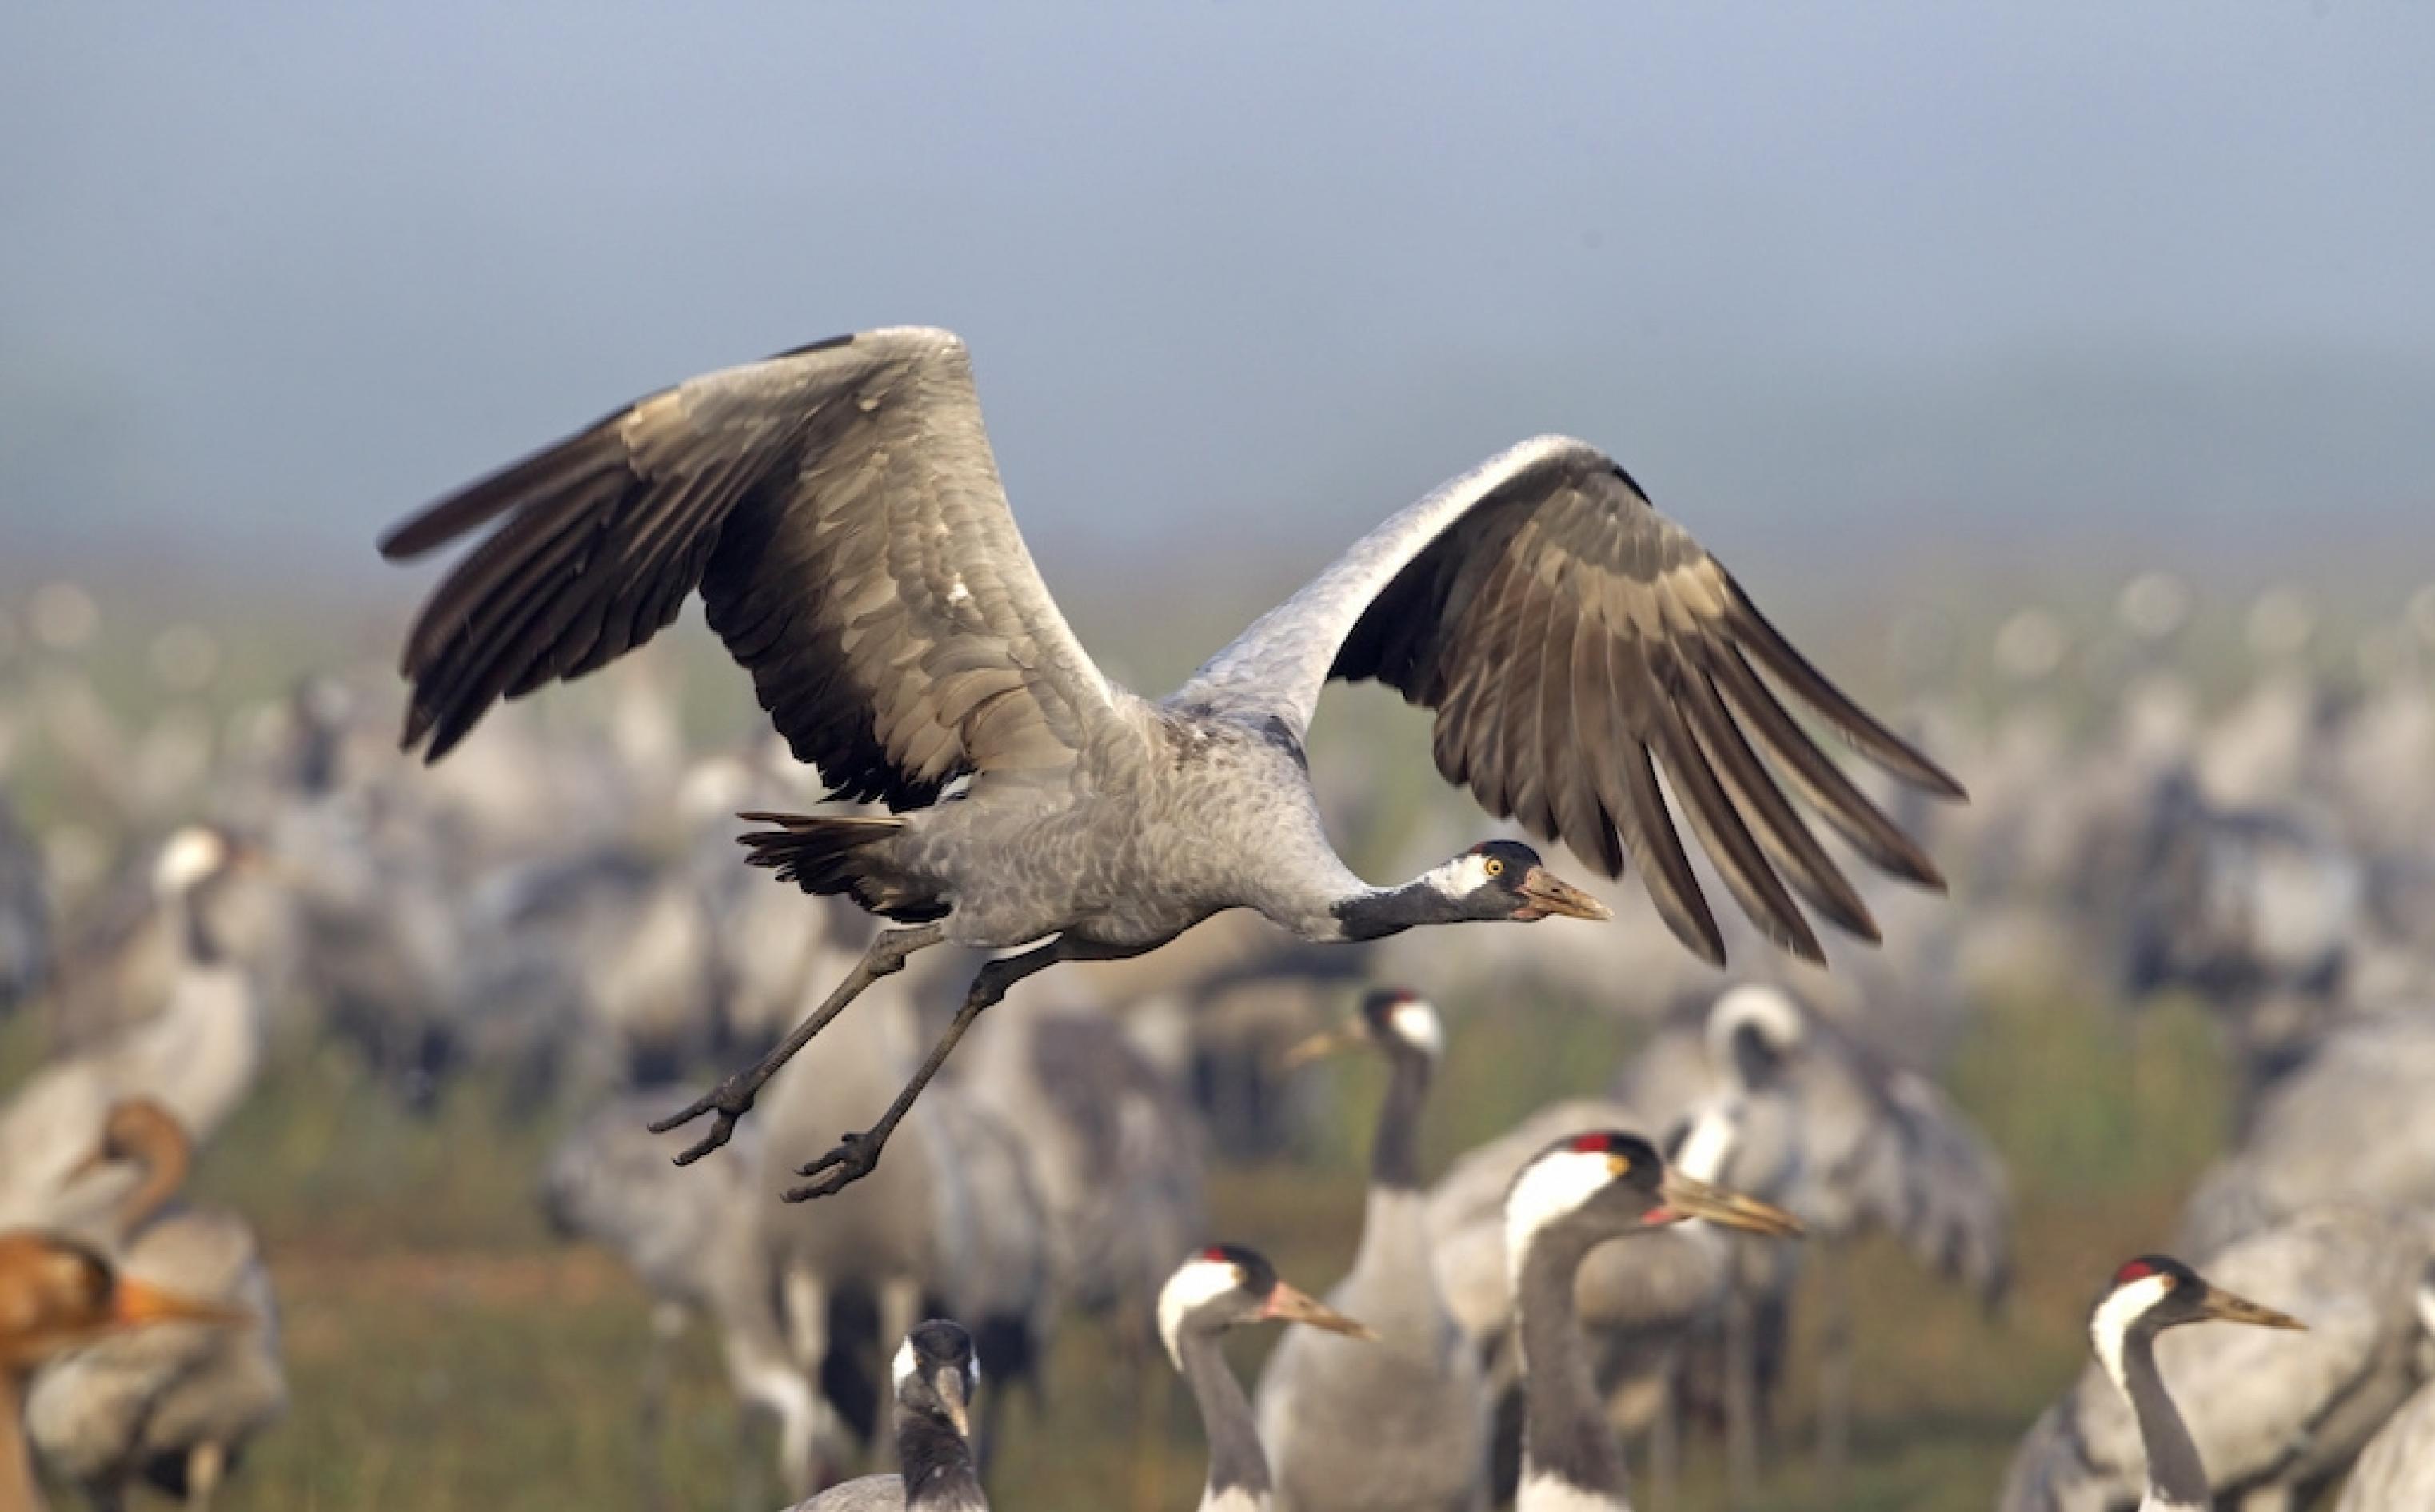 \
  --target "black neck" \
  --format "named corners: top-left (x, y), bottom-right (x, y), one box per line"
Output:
top-left (896, 1408), bottom-right (986, 1510)
top-left (1371, 1045), bottom-right (1432, 1191)
top-left (180, 892), bottom-right (226, 966)
top-left (1515, 1229), bottom-right (1629, 1502)
top-left (1179, 1328), bottom-right (1268, 1506)
top-left (2121, 1330), bottom-right (2209, 1509)
top-left (1331, 883), bottom-right (1468, 943)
